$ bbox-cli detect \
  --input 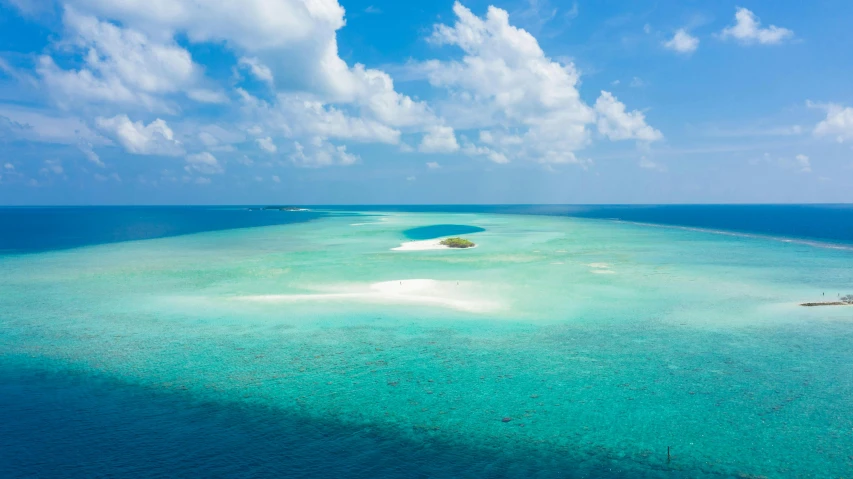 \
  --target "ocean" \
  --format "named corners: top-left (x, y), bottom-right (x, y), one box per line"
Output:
top-left (1, 205), bottom-right (852, 478)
